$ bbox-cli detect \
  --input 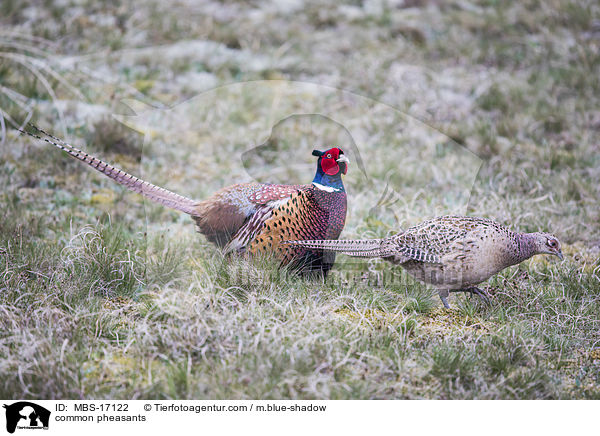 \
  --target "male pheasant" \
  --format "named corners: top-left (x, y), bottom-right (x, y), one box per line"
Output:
top-left (287, 215), bottom-right (563, 307)
top-left (21, 125), bottom-right (349, 276)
